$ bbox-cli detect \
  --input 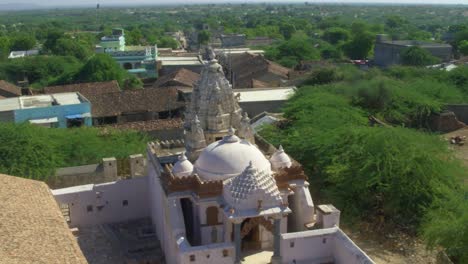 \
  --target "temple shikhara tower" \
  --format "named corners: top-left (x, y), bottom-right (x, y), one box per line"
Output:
top-left (184, 58), bottom-right (243, 161)
top-left (145, 57), bottom-right (374, 264)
